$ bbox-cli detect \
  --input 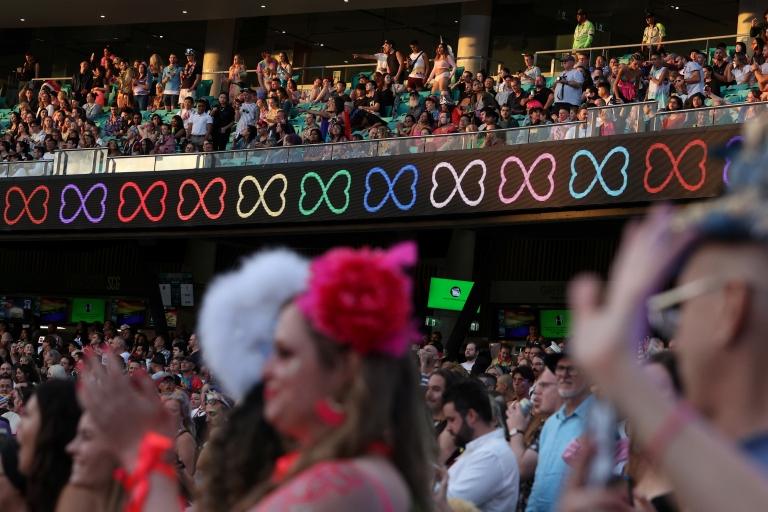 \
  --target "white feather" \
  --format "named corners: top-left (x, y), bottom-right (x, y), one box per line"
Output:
top-left (198, 248), bottom-right (309, 401)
